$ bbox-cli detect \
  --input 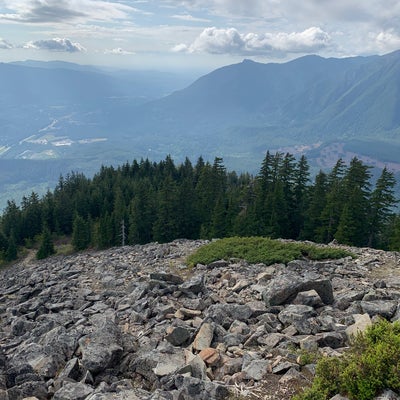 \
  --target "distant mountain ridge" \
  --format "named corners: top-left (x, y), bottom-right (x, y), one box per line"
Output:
top-left (127, 50), bottom-right (400, 140)
top-left (1, 51), bottom-right (400, 209)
